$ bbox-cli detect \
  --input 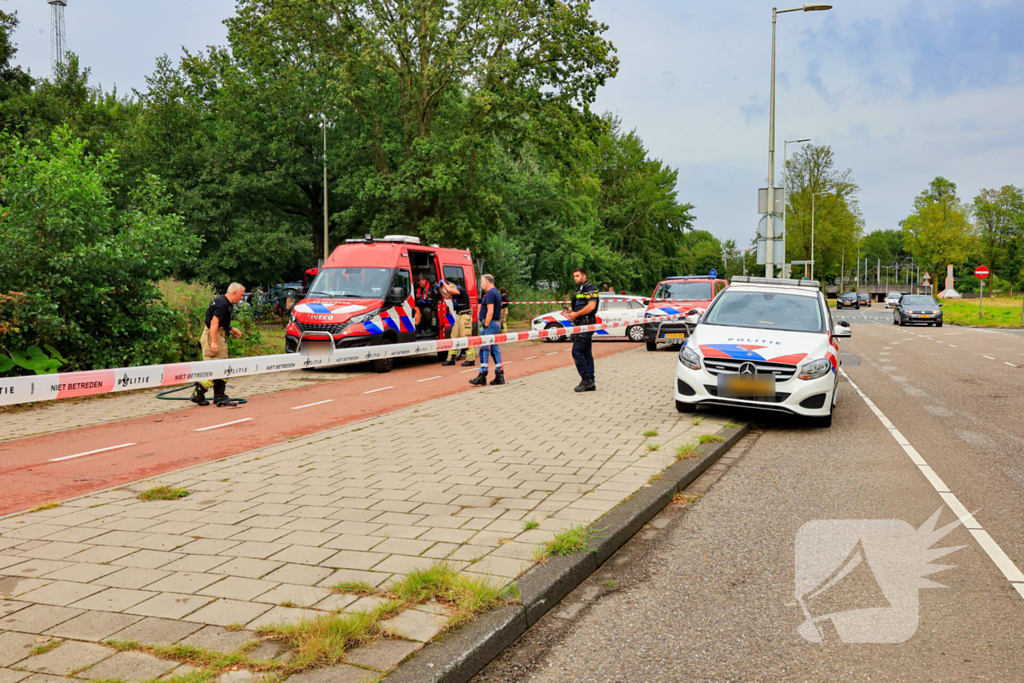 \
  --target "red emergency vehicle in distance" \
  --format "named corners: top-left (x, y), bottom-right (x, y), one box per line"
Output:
top-left (642, 275), bottom-right (729, 351)
top-left (285, 235), bottom-right (478, 372)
